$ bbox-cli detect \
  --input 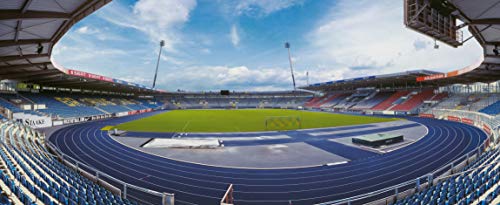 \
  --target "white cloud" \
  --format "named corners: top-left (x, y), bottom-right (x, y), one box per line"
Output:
top-left (133, 0), bottom-right (196, 29)
top-left (150, 65), bottom-right (297, 91)
top-left (97, 0), bottom-right (196, 52)
top-left (230, 25), bottom-right (240, 47)
top-left (76, 26), bottom-right (98, 34)
top-left (235, 0), bottom-right (304, 17)
top-left (74, 26), bottom-right (127, 42)
top-left (303, 0), bottom-right (483, 80)
top-left (200, 48), bottom-right (211, 54)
